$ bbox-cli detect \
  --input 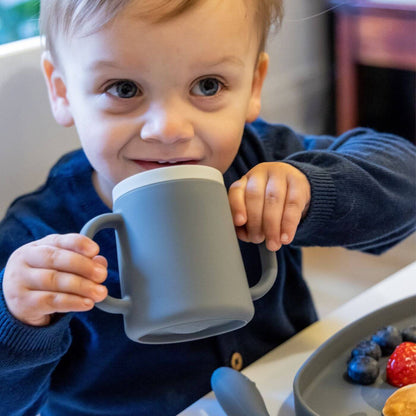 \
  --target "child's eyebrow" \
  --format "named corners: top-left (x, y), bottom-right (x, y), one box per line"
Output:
top-left (197, 56), bottom-right (245, 69)
top-left (86, 60), bottom-right (121, 72)
top-left (86, 55), bottom-right (245, 72)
